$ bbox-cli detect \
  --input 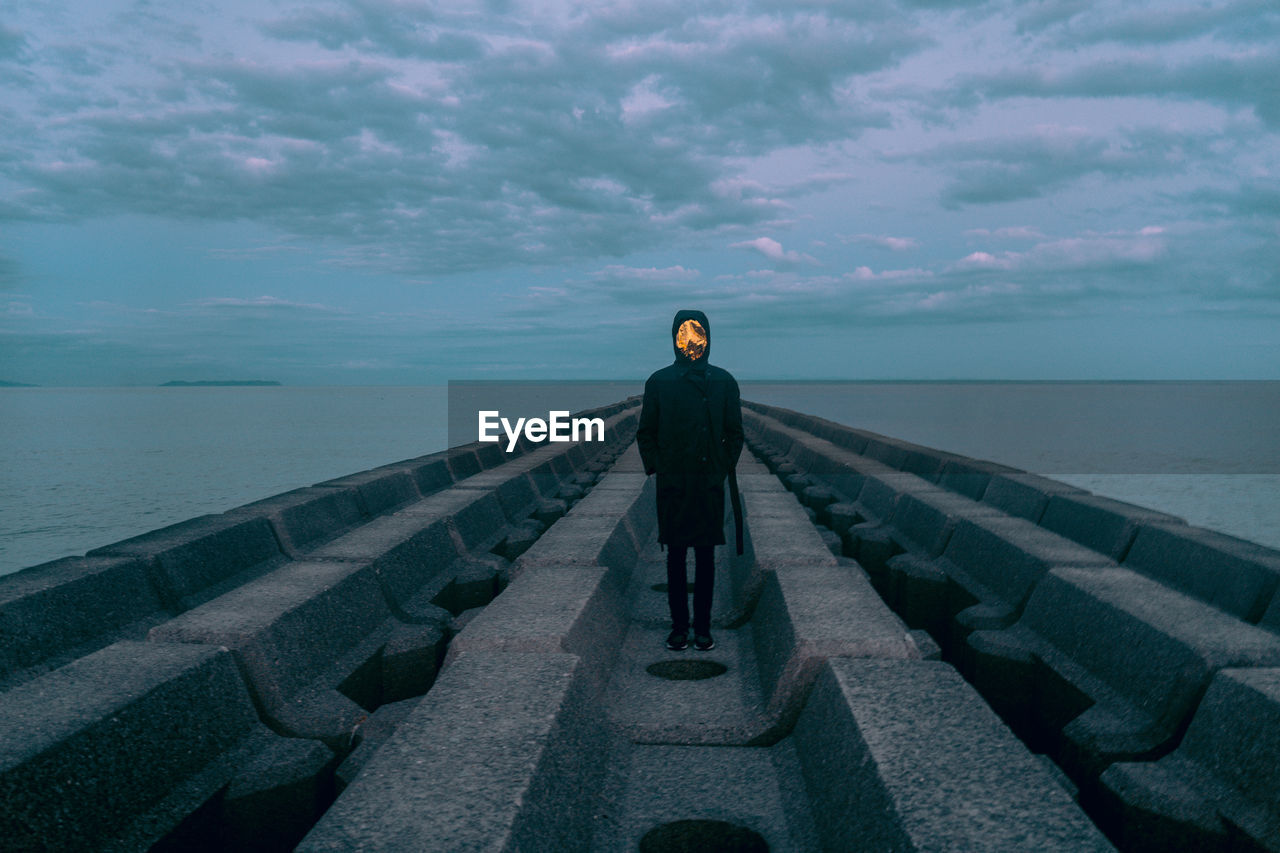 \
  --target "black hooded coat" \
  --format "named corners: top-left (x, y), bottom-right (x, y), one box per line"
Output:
top-left (636, 310), bottom-right (744, 549)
